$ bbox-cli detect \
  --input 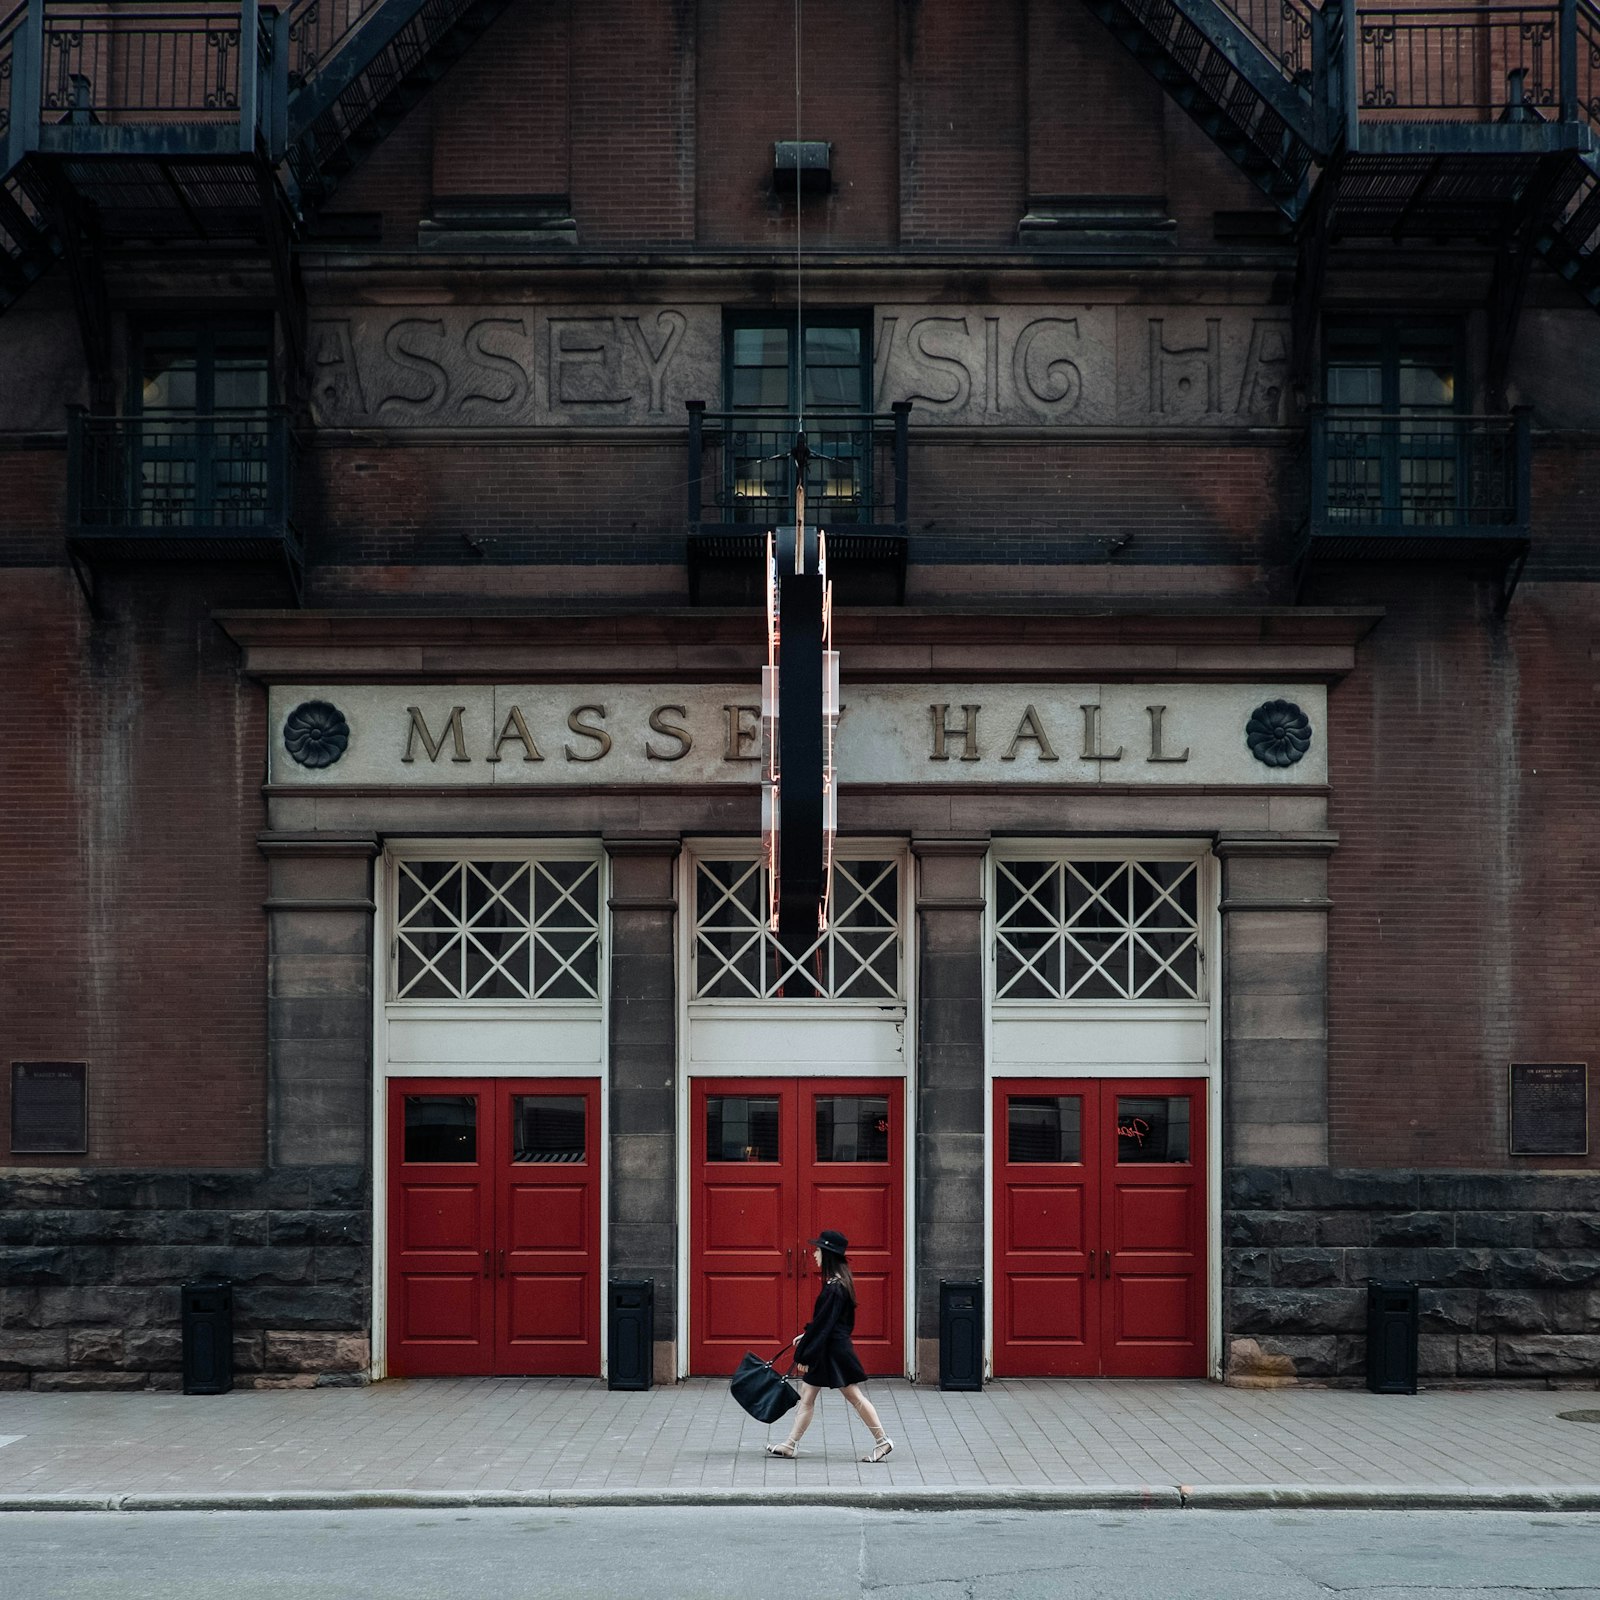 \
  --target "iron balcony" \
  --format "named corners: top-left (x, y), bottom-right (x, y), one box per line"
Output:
top-left (66, 405), bottom-right (303, 587)
top-left (1302, 406), bottom-right (1531, 589)
top-left (685, 404), bottom-right (910, 606)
